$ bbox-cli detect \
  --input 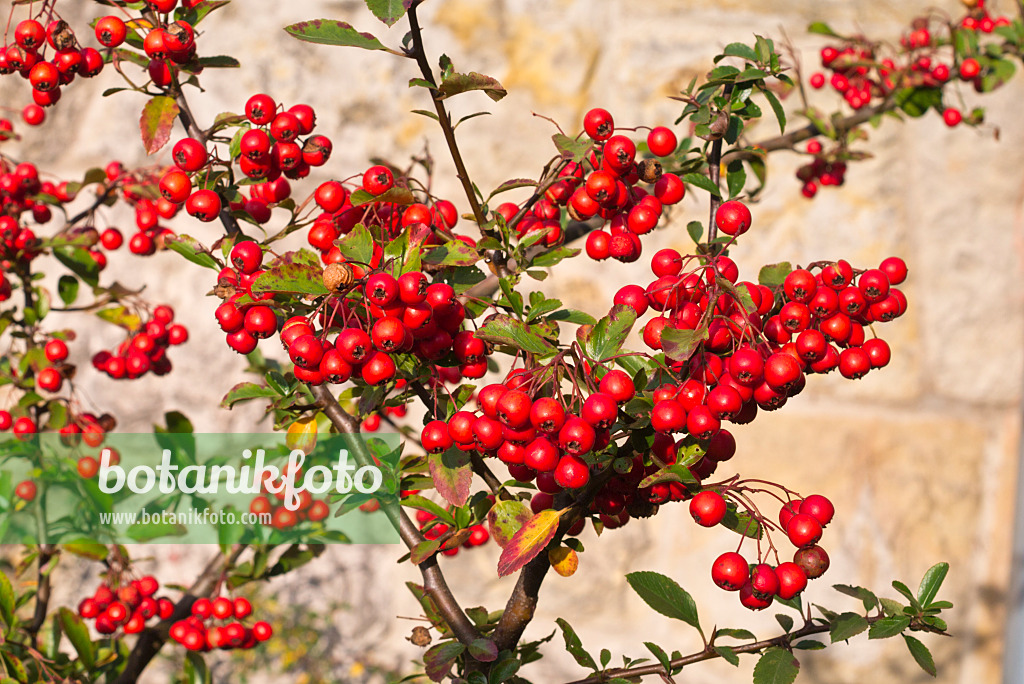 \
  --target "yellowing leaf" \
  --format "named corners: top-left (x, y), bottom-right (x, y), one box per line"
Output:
top-left (497, 508), bottom-right (564, 577)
